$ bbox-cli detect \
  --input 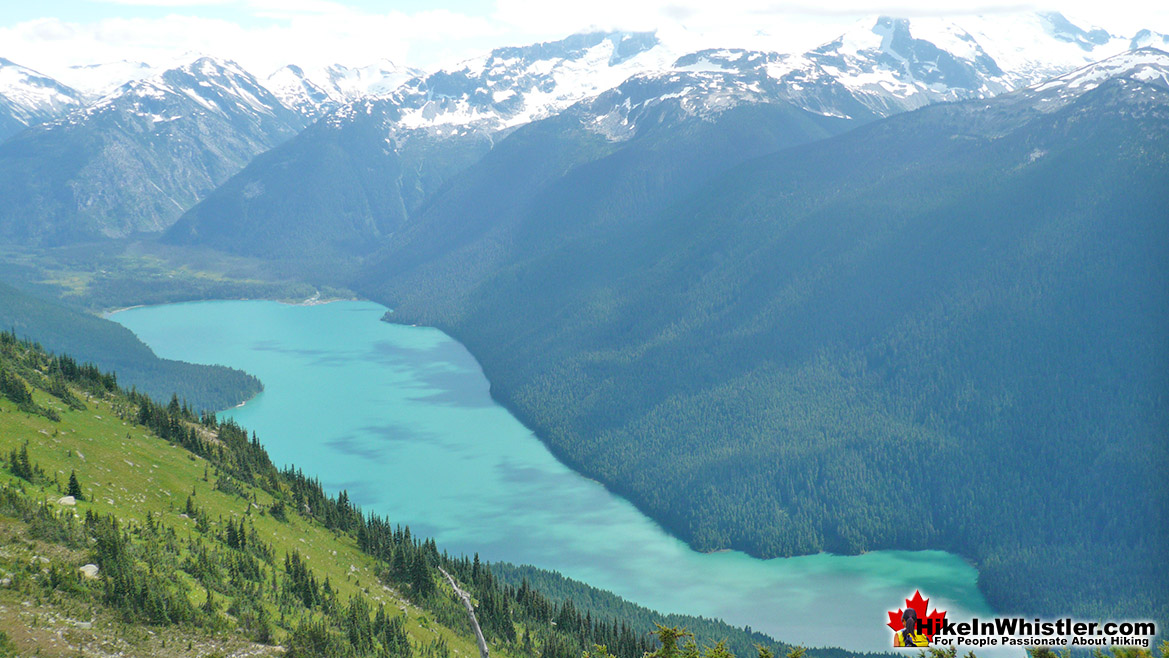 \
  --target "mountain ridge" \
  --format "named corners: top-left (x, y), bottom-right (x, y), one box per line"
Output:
top-left (164, 13), bottom-right (1143, 261)
top-left (0, 57), bottom-right (84, 141)
top-left (0, 55), bottom-right (306, 245)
